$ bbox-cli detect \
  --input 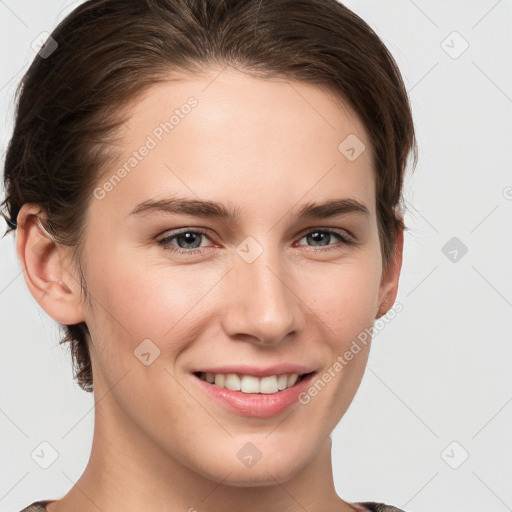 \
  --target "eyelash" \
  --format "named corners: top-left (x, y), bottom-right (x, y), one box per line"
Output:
top-left (157, 227), bottom-right (356, 256)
